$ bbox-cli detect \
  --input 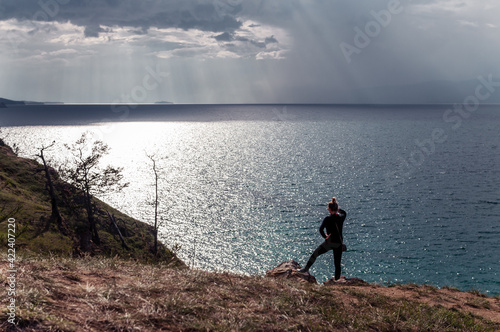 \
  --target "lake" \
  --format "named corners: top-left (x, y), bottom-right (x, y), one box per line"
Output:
top-left (2, 104), bottom-right (499, 294)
